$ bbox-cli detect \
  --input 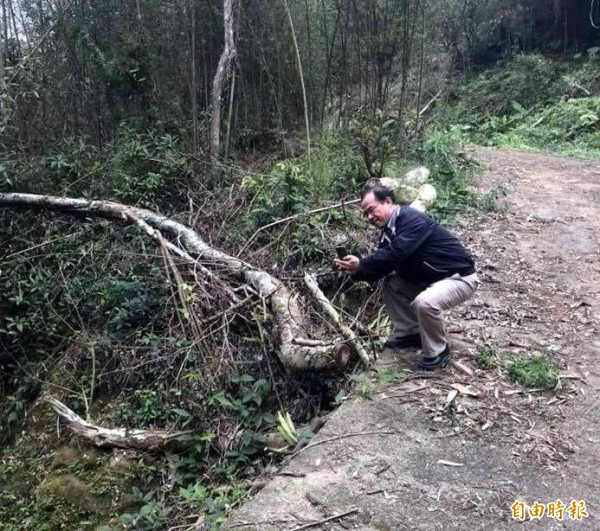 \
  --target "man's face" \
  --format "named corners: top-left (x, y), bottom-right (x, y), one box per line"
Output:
top-left (360, 192), bottom-right (394, 228)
